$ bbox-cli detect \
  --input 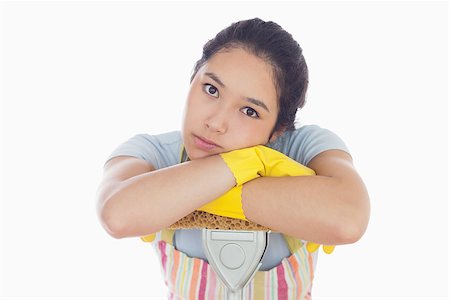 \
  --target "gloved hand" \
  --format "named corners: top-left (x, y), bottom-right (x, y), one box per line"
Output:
top-left (306, 242), bottom-right (335, 254)
top-left (219, 145), bottom-right (315, 186)
top-left (200, 146), bottom-right (315, 220)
